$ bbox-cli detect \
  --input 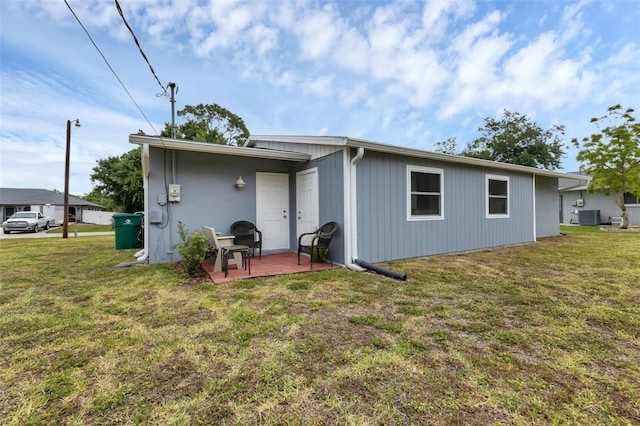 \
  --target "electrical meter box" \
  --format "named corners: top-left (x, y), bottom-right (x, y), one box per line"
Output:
top-left (168, 184), bottom-right (181, 202)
